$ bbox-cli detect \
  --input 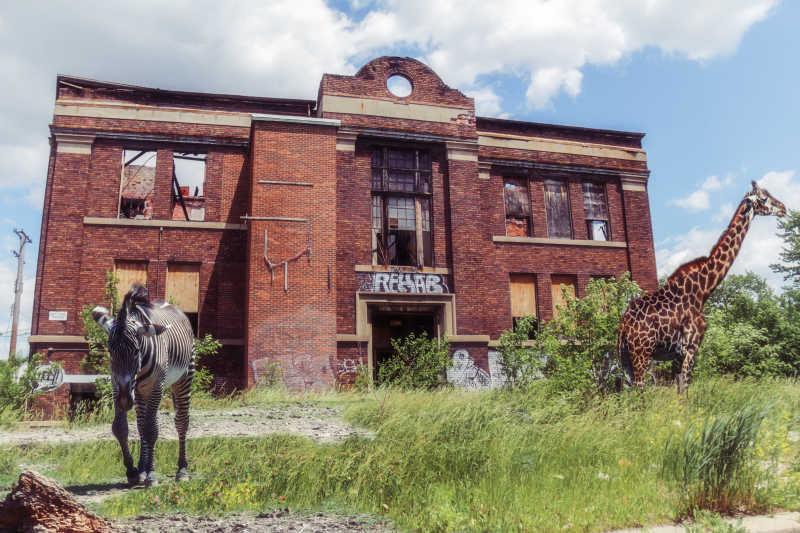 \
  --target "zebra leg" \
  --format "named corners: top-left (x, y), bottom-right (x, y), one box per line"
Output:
top-left (172, 370), bottom-right (193, 482)
top-left (111, 406), bottom-right (138, 484)
top-left (135, 384), bottom-right (163, 486)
